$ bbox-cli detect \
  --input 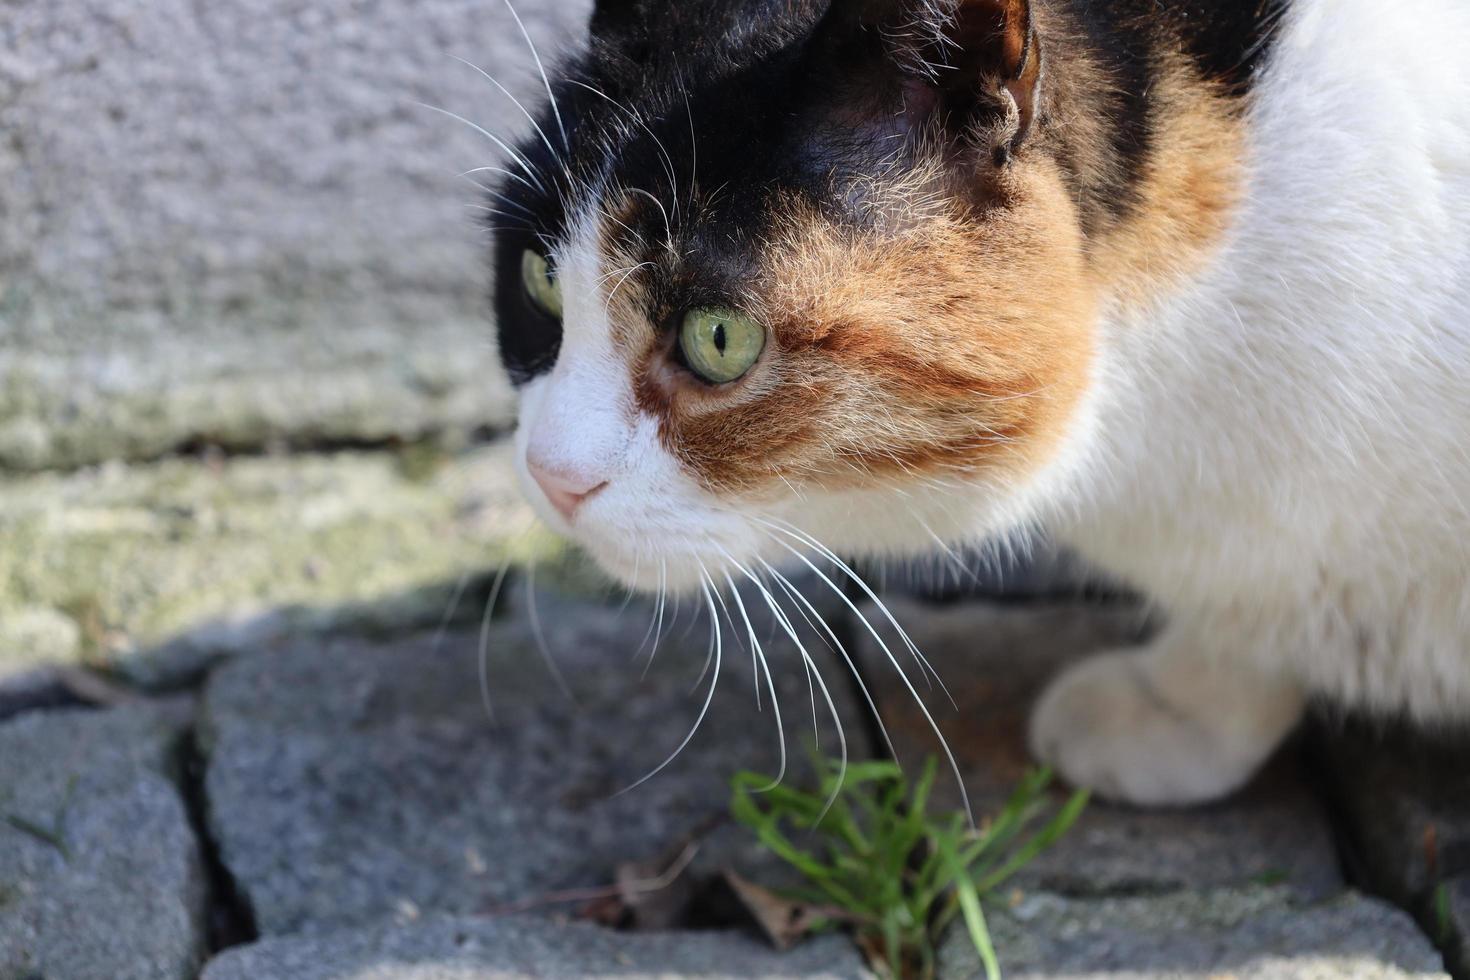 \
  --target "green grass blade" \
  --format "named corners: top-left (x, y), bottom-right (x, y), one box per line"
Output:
top-left (730, 758), bottom-right (1086, 980)
top-left (884, 913), bottom-right (904, 979)
top-left (961, 770), bottom-right (1051, 865)
top-left (944, 838), bottom-right (1002, 980)
top-left (973, 788), bottom-right (1089, 893)
top-left (837, 760), bottom-right (906, 784)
